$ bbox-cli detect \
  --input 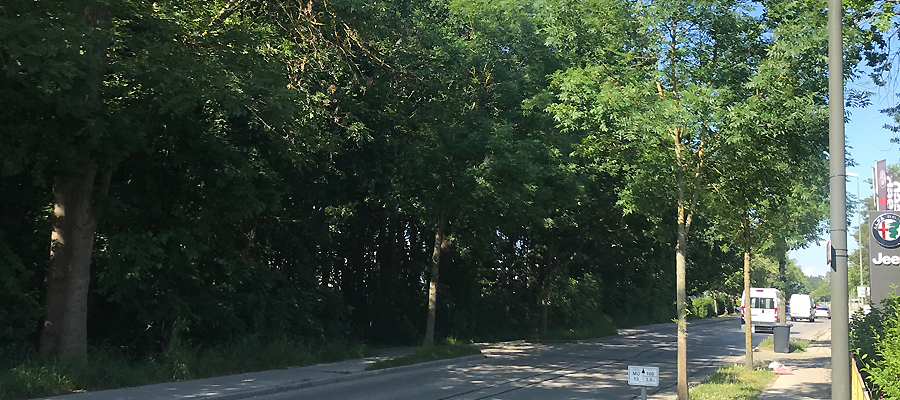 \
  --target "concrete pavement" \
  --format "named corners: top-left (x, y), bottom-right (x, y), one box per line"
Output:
top-left (756, 327), bottom-right (832, 400)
